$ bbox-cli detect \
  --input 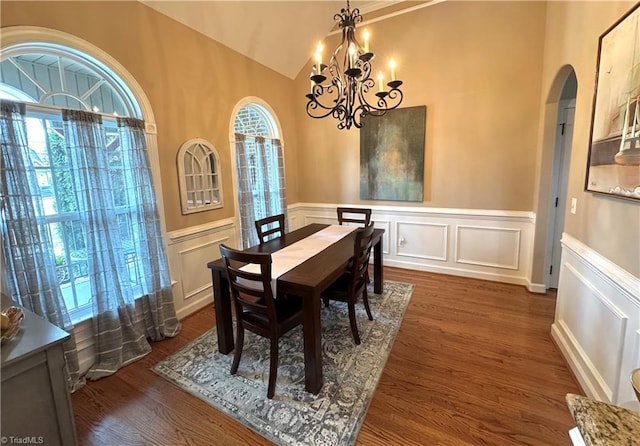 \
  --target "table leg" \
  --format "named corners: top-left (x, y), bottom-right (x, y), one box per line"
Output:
top-left (211, 269), bottom-right (234, 354)
top-left (373, 236), bottom-right (383, 294)
top-left (303, 291), bottom-right (322, 394)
